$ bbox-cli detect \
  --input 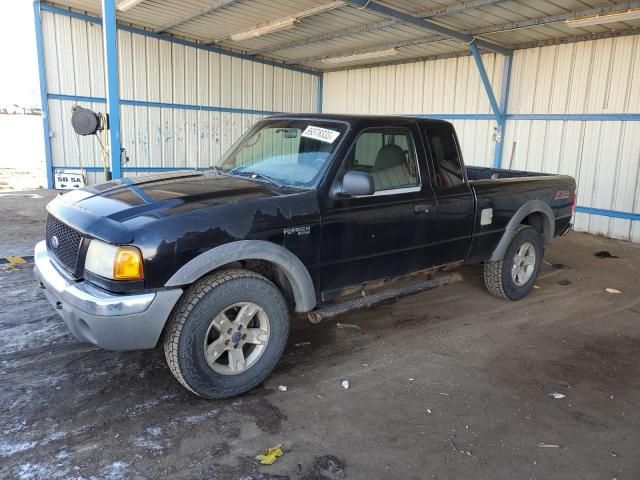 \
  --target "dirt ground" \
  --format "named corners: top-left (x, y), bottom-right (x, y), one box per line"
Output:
top-left (1, 190), bottom-right (639, 480)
